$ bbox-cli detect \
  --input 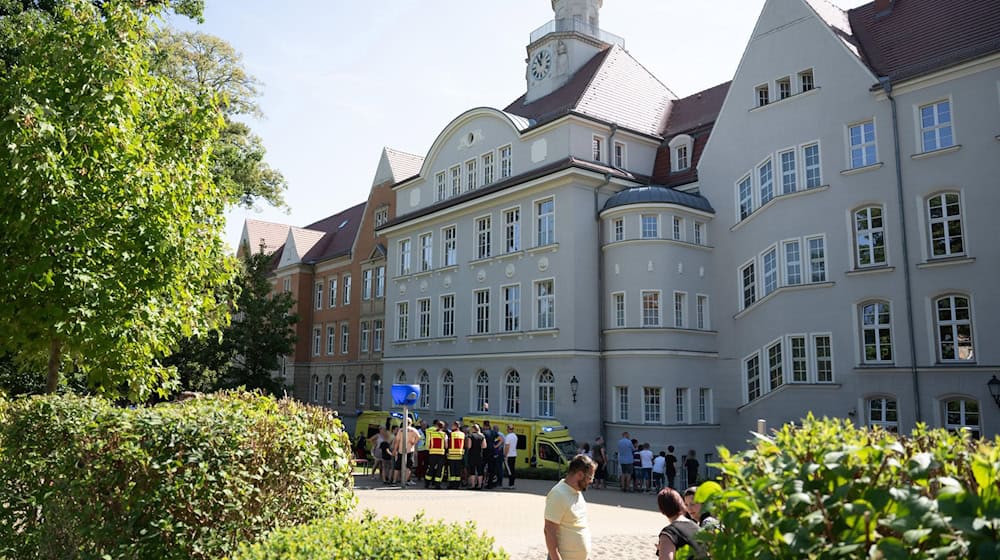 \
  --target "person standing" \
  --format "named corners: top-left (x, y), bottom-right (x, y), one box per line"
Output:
top-left (465, 423), bottom-right (487, 489)
top-left (490, 423), bottom-right (506, 489)
top-left (445, 420), bottom-right (465, 489)
top-left (665, 445), bottom-right (678, 489)
top-left (631, 439), bottom-right (641, 492)
top-left (481, 420), bottom-right (497, 489)
top-left (424, 420), bottom-right (447, 489)
top-left (655, 487), bottom-right (707, 559)
top-left (391, 421), bottom-right (421, 486)
top-left (504, 424), bottom-right (519, 489)
top-left (652, 451), bottom-right (666, 492)
top-left (616, 432), bottom-right (633, 492)
top-left (684, 449), bottom-right (700, 487)
top-left (592, 436), bottom-right (607, 489)
top-left (415, 420), bottom-right (429, 480)
top-left (543, 455), bottom-right (597, 560)
top-left (639, 443), bottom-right (654, 493)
